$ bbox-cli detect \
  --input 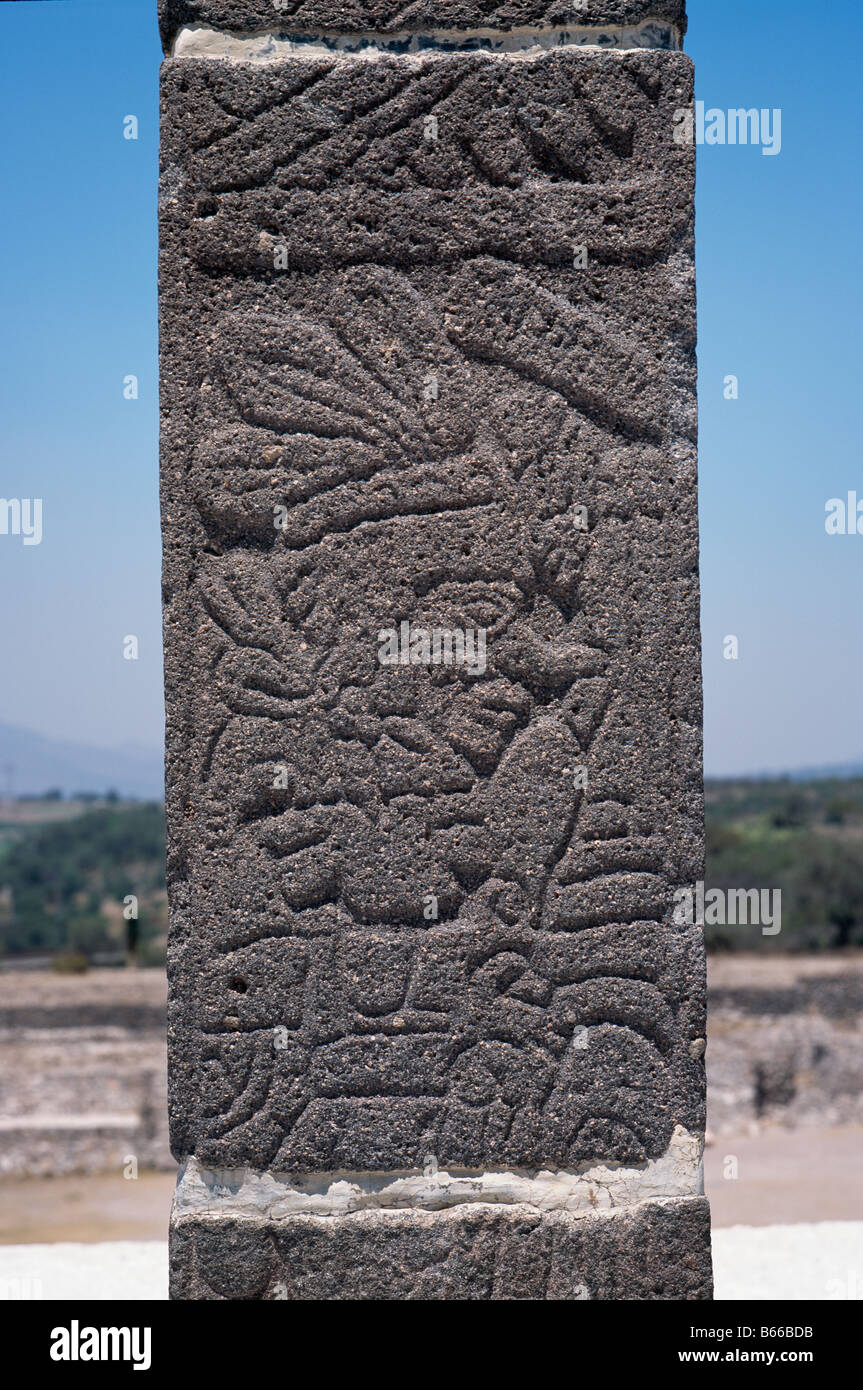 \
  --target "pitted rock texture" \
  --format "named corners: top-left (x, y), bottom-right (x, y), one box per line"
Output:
top-left (160, 46), bottom-right (704, 1175)
top-left (170, 1197), bottom-right (713, 1299)
top-left (158, 2), bottom-right (688, 53)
